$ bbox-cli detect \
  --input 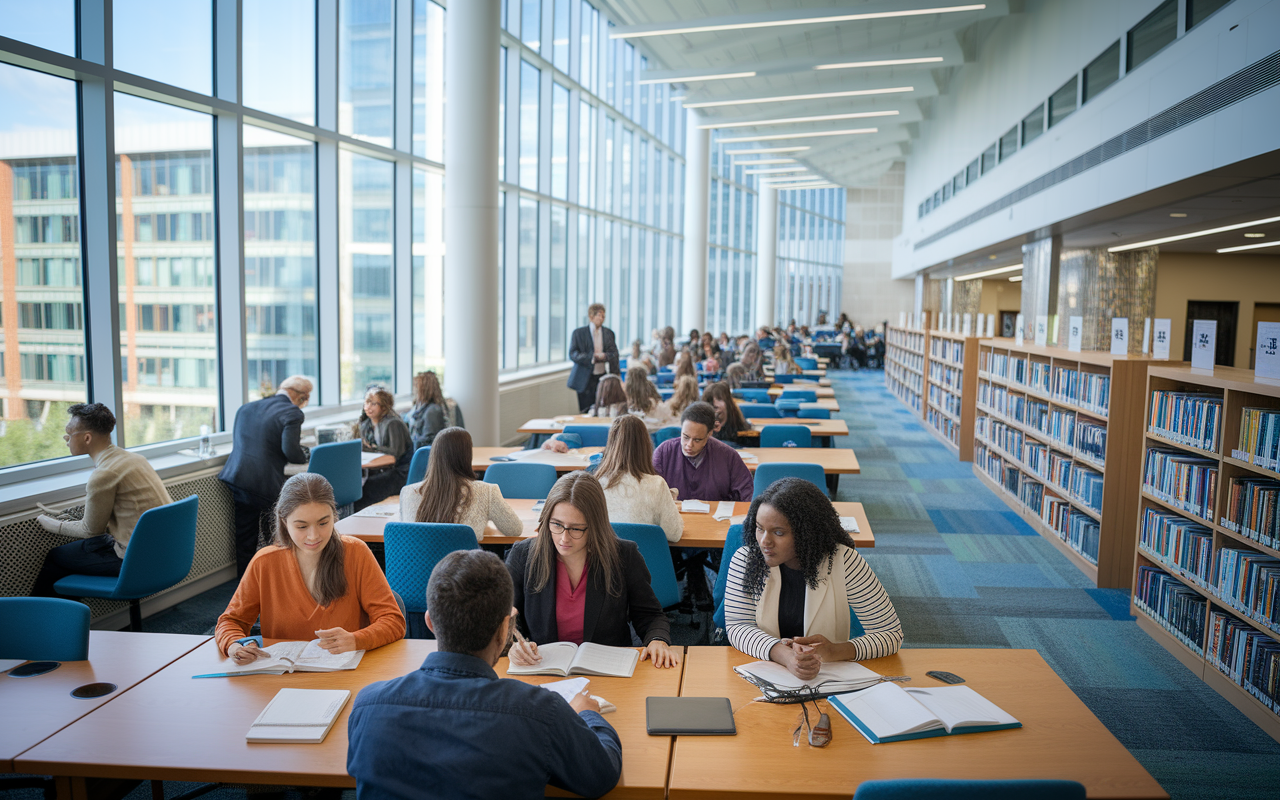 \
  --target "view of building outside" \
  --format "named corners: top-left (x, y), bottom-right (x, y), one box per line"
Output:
top-left (778, 188), bottom-right (847, 326)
